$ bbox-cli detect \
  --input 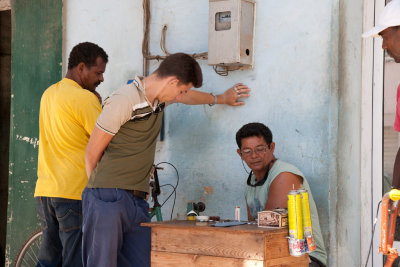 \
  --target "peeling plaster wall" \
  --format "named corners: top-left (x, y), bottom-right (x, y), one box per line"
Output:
top-left (63, 0), bottom-right (143, 97)
top-left (64, 1), bottom-right (349, 265)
